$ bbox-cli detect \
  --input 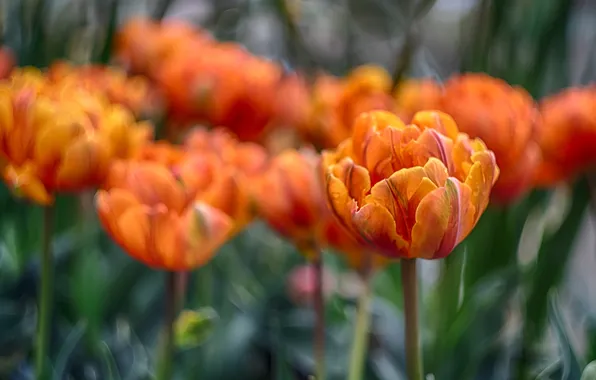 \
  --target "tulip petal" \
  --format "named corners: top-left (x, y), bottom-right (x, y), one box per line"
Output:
top-left (186, 202), bottom-right (234, 268)
top-left (330, 158), bottom-right (371, 205)
top-left (410, 178), bottom-right (474, 259)
top-left (352, 201), bottom-right (409, 258)
top-left (96, 189), bottom-right (141, 244)
top-left (115, 204), bottom-right (157, 266)
top-left (55, 136), bottom-right (110, 192)
top-left (411, 111), bottom-right (459, 141)
top-left (466, 150), bottom-right (499, 220)
top-left (366, 166), bottom-right (426, 238)
top-left (4, 164), bottom-right (52, 205)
